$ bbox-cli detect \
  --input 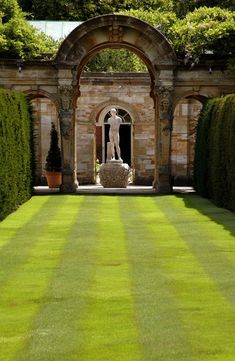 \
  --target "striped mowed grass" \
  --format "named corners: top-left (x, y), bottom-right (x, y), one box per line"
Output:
top-left (0, 194), bottom-right (235, 361)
